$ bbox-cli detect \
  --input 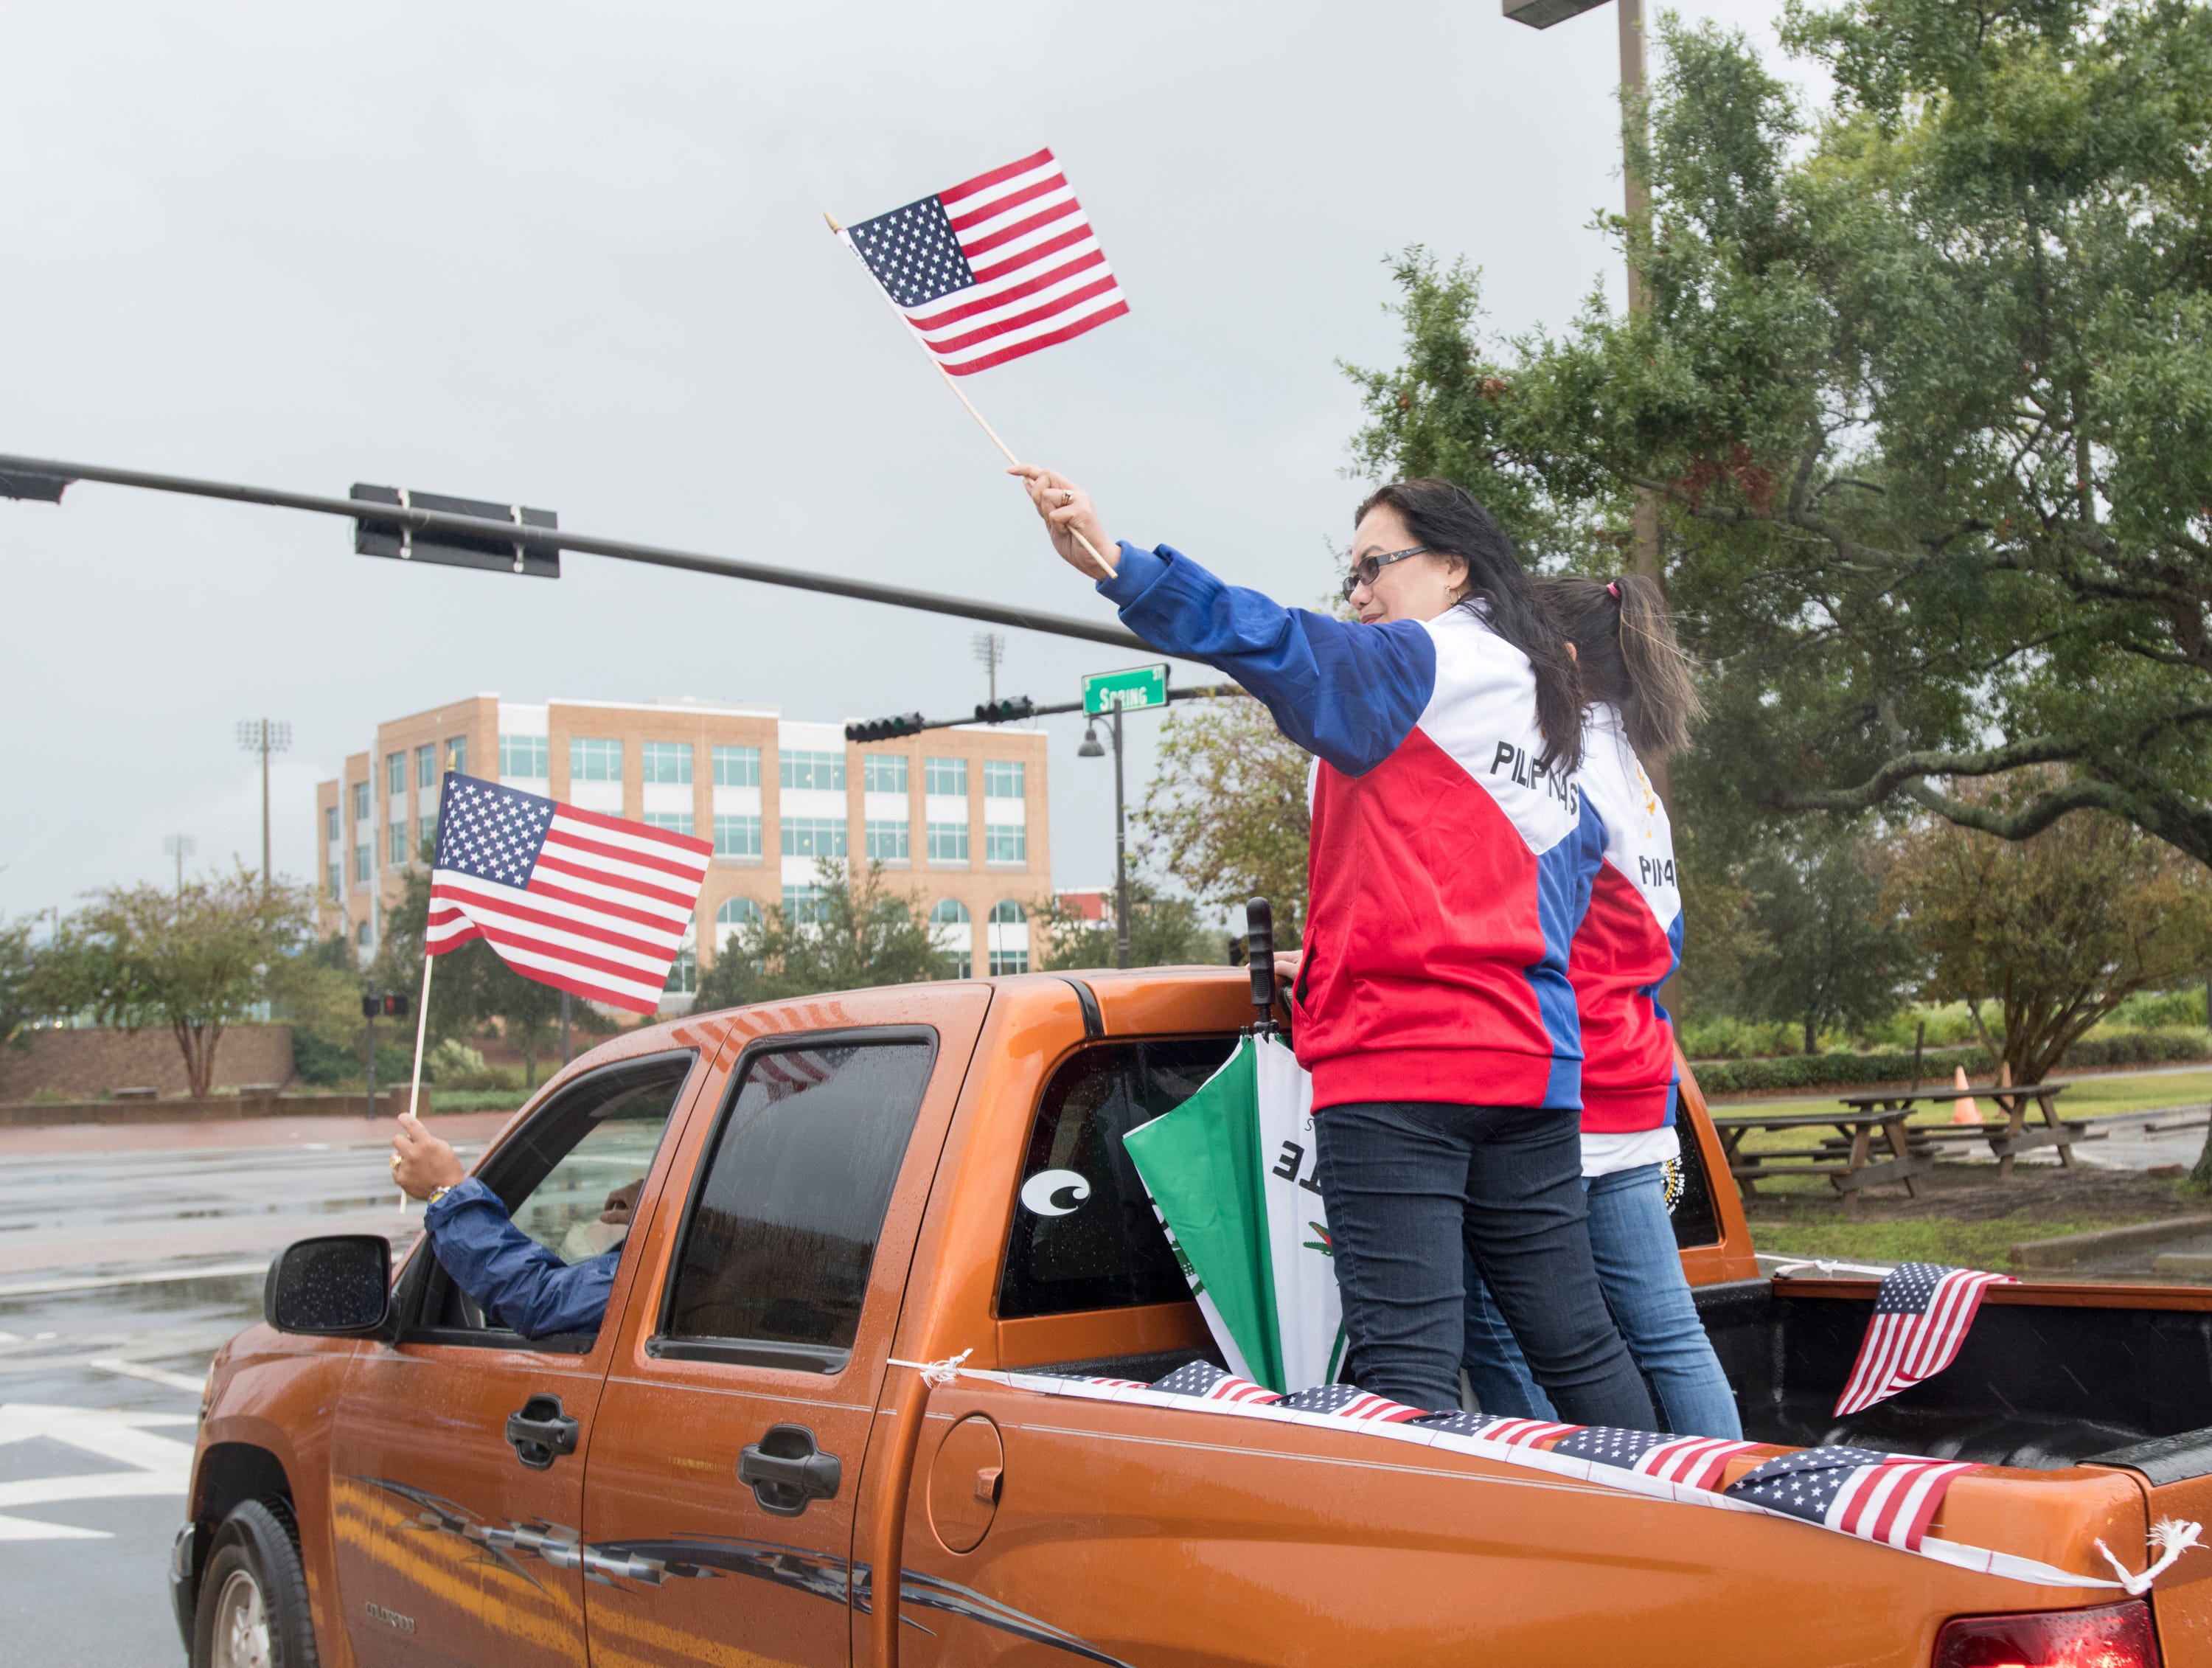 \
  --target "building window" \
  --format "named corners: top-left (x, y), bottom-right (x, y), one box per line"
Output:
top-left (931, 898), bottom-right (972, 979)
top-left (863, 753), bottom-right (908, 793)
top-left (388, 821), bottom-right (407, 866)
top-left (664, 948), bottom-right (698, 995)
top-left (780, 749), bottom-right (846, 791)
top-left (715, 895), bottom-right (763, 947)
top-left (984, 760), bottom-right (1025, 800)
top-left (988, 899), bottom-right (1029, 975)
top-left (327, 861), bottom-right (341, 901)
top-left (356, 920), bottom-right (371, 948)
top-left (713, 746), bottom-right (761, 787)
top-left (866, 819), bottom-right (909, 862)
top-left (447, 737), bottom-right (467, 776)
top-left (324, 805), bottom-right (339, 843)
top-left (386, 752), bottom-right (405, 795)
top-left (352, 781), bottom-right (369, 821)
top-left (645, 810), bottom-right (695, 837)
top-left (925, 756), bottom-right (967, 797)
top-left (782, 884), bottom-right (825, 925)
top-left (500, 734), bottom-right (550, 779)
top-left (414, 744), bottom-right (436, 789)
top-left (714, 814), bottom-right (762, 858)
top-left (643, 741), bottom-right (694, 784)
top-left (781, 817), bottom-right (847, 858)
top-left (418, 814), bottom-right (437, 858)
top-left (927, 821), bottom-right (969, 863)
top-left (571, 737), bottom-right (622, 782)
top-left (354, 844), bottom-right (371, 884)
top-left (986, 824), bottom-right (1028, 864)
